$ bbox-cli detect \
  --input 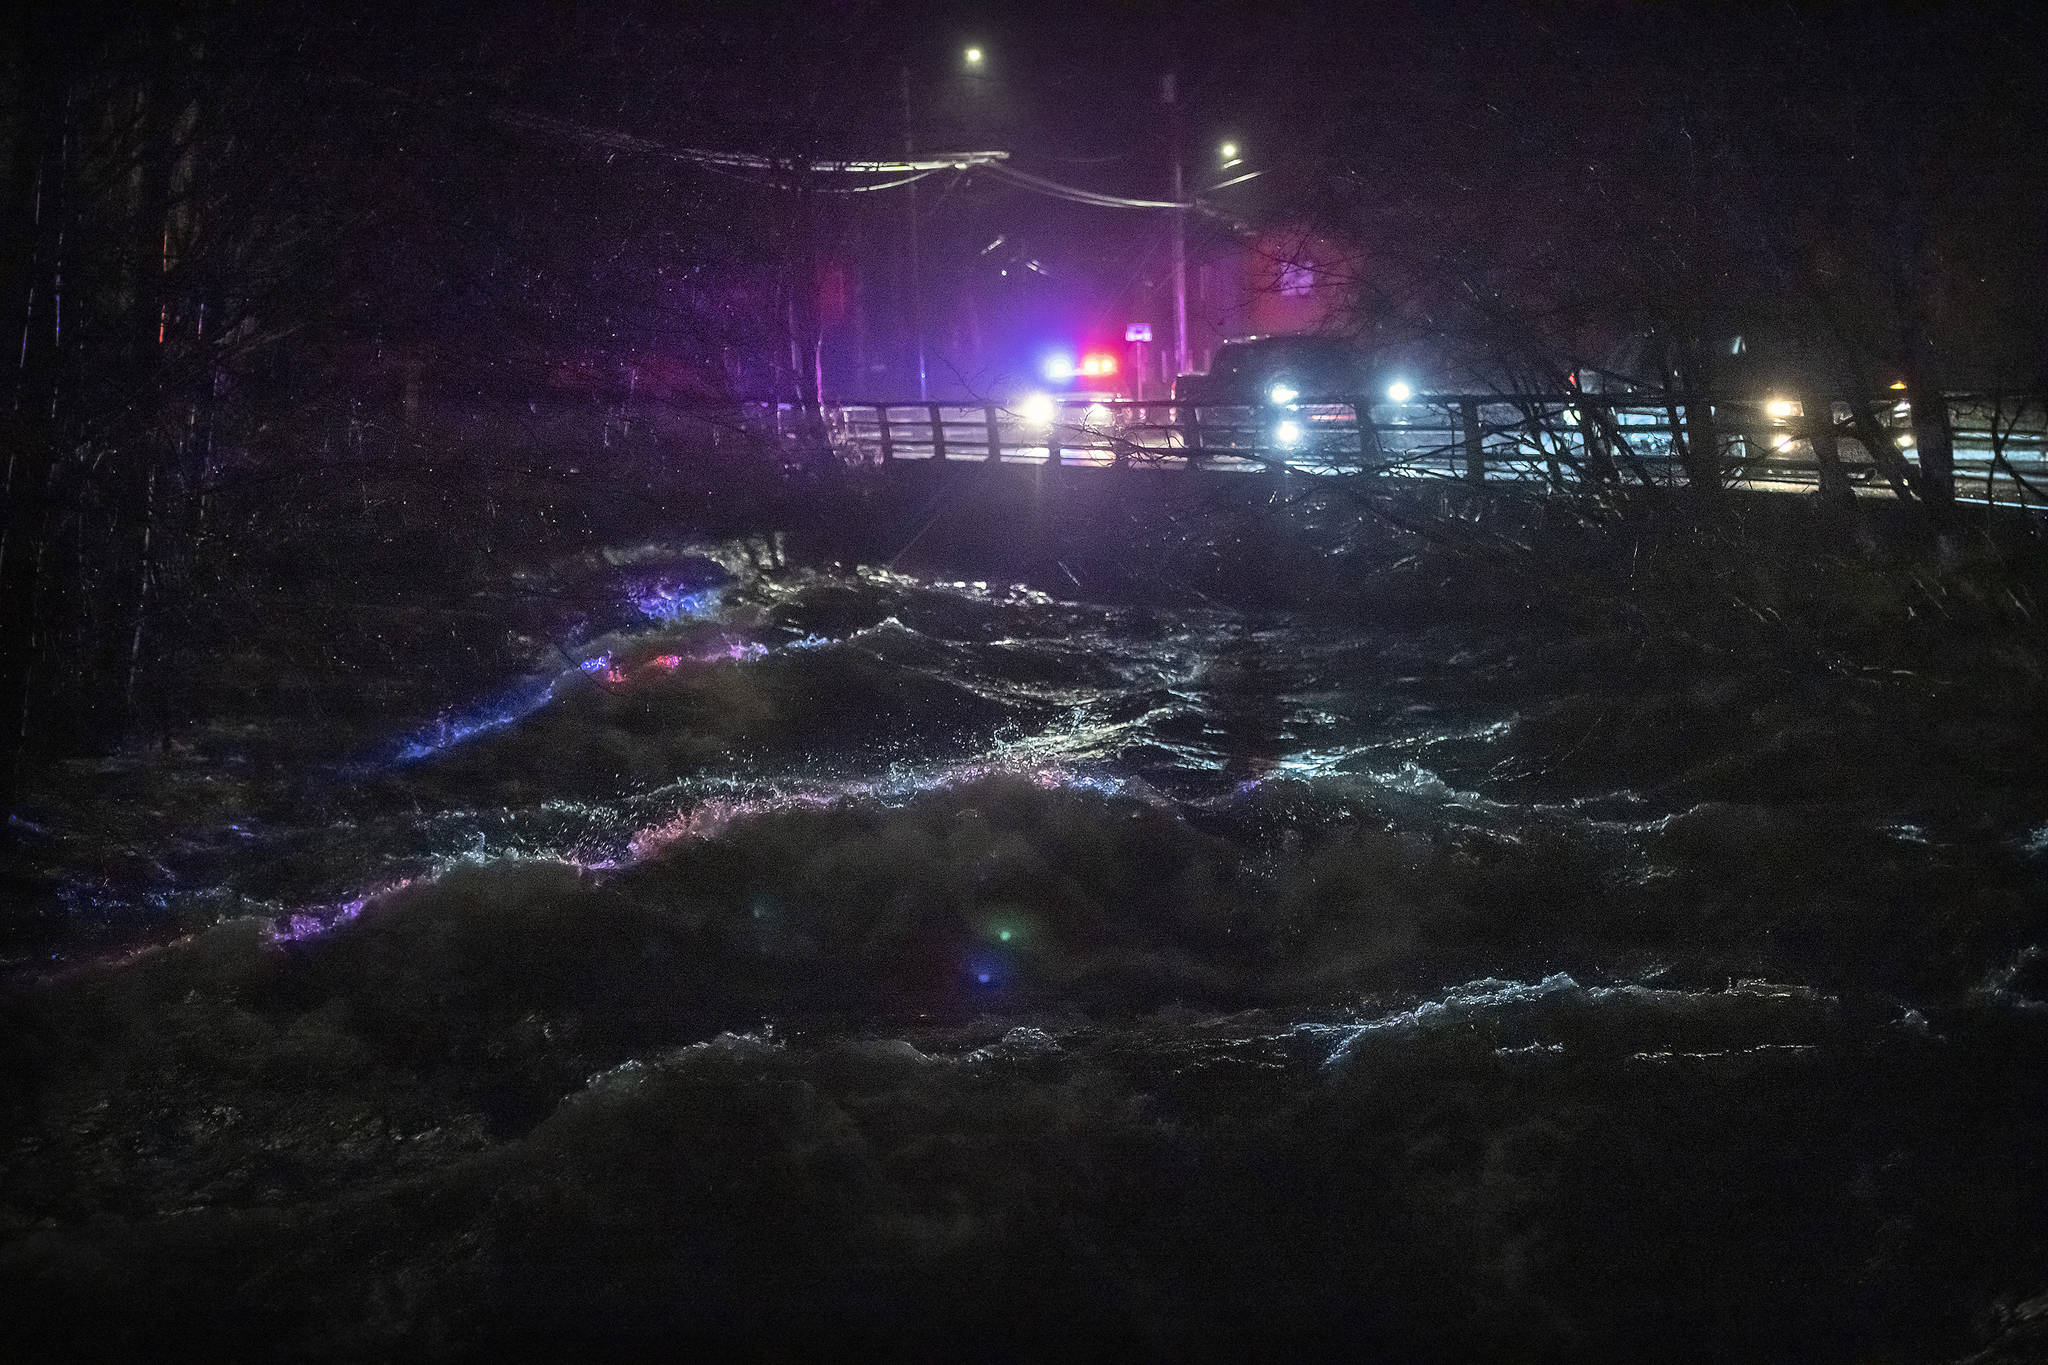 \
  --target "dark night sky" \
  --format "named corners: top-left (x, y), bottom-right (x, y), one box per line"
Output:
top-left (289, 0), bottom-right (2048, 394)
